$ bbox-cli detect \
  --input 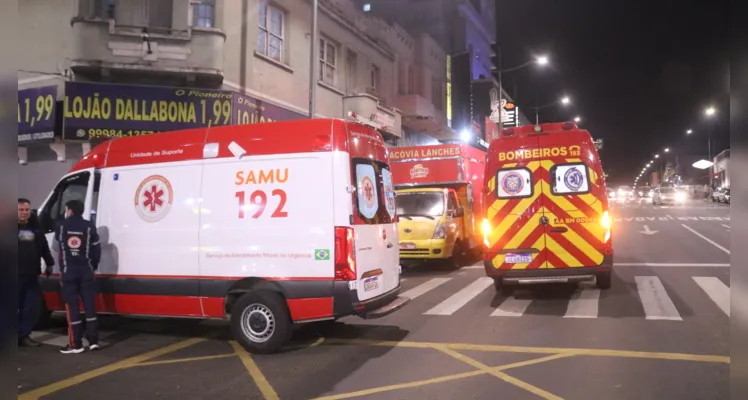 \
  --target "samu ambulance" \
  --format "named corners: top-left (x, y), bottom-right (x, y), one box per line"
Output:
top-left (482, 122), bottom-right (613, 290)
top-left (389, 144), bottom-right (485, 269)
top-left (33, 113), bottom-right (409, 354)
